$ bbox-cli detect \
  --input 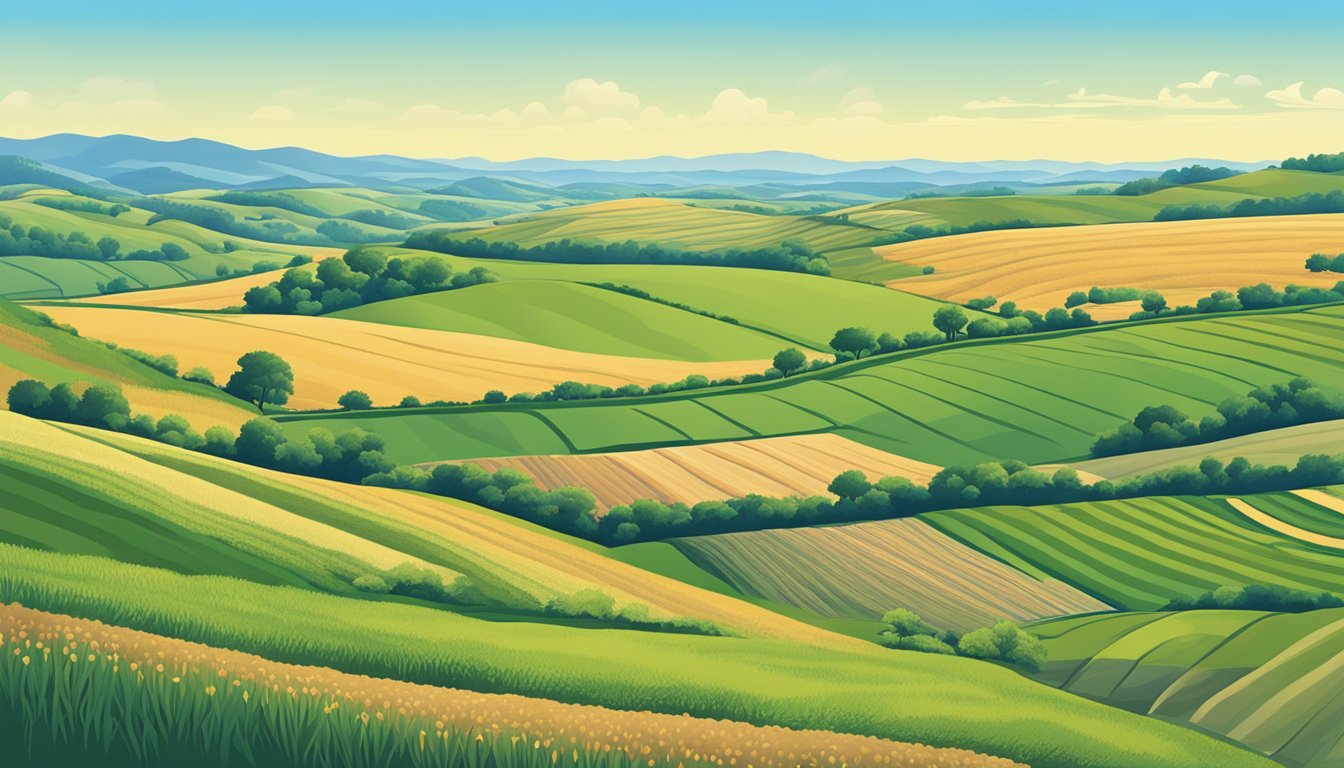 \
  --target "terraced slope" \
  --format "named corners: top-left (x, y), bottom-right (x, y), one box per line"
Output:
top-left (440, 434), bottom-right (941, 511)
top-left (876, 214), bottom-right (1344, 310)
top-left (669, 517), bottom-right (1110, 631)
top-left (1032, 608), bottom-right (1344, 767)
top-left (924, 495), bottom-right (1344, 609)
top-left (273, 305), bottom-right (1344, 465)
top-left (35, 306), bottom-right (773, 410)
top-left (0, 300), bottom-right (252, 428)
